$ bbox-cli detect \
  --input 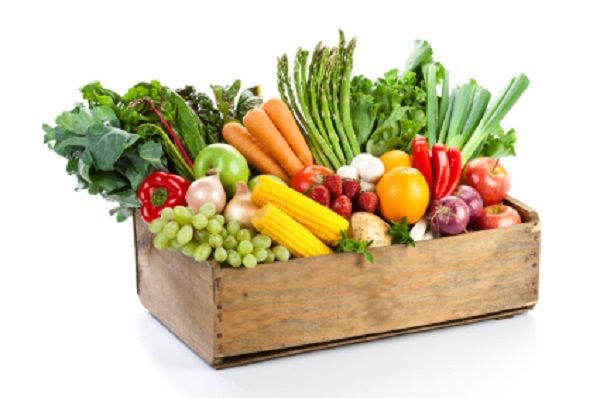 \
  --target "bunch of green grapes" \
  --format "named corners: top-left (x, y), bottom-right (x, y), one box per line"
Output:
top-left (148, 203), bottom-right (290, 269)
